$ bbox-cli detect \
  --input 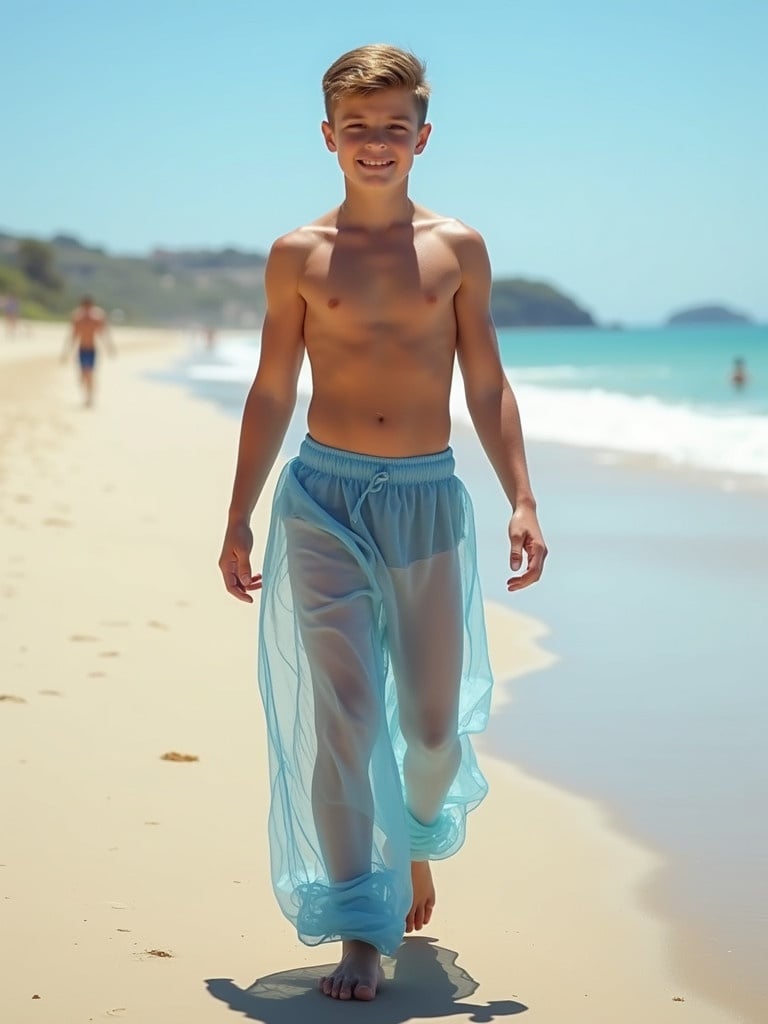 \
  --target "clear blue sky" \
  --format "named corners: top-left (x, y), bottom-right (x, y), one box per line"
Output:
top-left (2, 0), bottom-right (766, 324)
